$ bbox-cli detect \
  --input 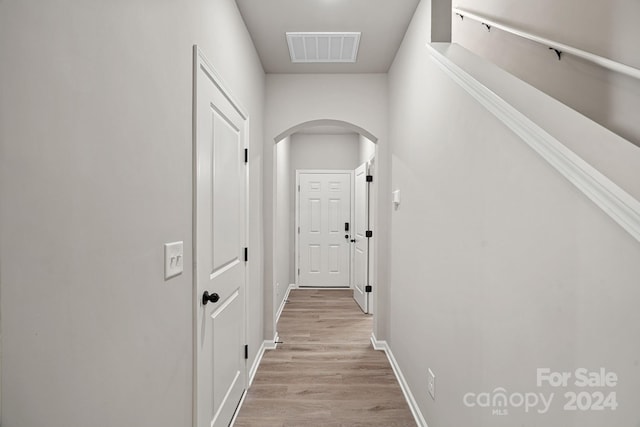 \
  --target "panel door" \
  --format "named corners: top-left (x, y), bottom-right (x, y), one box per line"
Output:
top-left (298, 172), bottom-right (352, 287)
top-left (353, 163), bottom-right (370, 313)
top-left (194, 49), bottom-right (246, 427)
